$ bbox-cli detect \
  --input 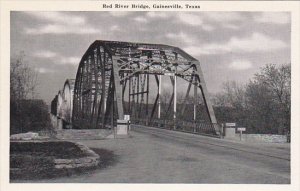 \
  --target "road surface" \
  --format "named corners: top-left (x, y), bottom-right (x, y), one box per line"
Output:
top-left (14, 125), bottom-right (290, 183)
